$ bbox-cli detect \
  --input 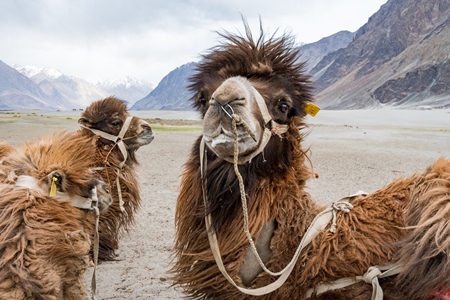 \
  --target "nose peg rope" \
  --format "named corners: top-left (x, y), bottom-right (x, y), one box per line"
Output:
top-left (222, 104), bottom-right (256, 142)
top-left (221, 104), bottom-right (234, 119)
